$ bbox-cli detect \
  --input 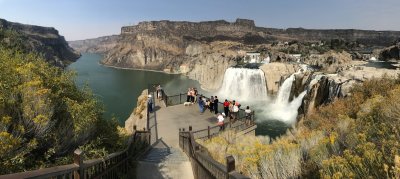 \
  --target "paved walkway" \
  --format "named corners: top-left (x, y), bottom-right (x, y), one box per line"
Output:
top-left (136, 98), bottom-right (218, 179)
